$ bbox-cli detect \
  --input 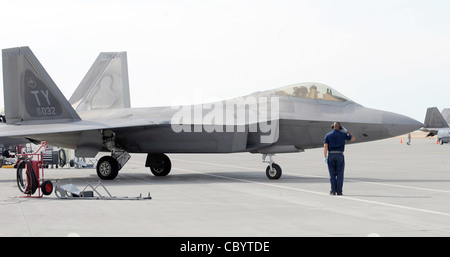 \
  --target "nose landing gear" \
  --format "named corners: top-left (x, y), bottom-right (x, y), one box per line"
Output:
top-left (262, 154), bottom-right (282, 179)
